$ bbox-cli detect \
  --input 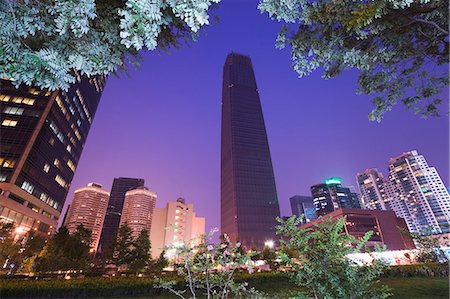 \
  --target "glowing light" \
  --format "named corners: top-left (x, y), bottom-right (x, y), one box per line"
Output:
top-left (15, 227), bottom-right (26, 234)
top-left (264, 240), bottom-right (274, 249)
top-left (324, 177), bottom-right (342, 185)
